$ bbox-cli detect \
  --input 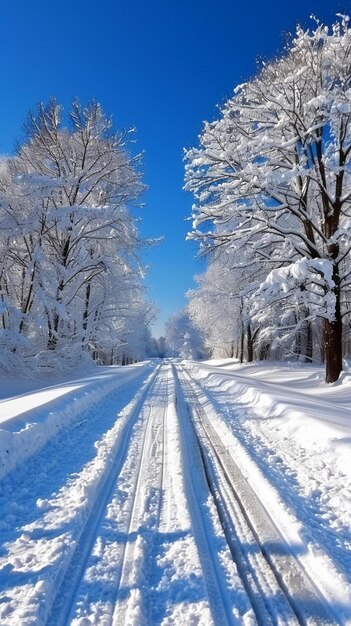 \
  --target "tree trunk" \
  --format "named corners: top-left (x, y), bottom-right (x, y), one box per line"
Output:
top-left (324, 277), bottom-right (342, 383)
top-left (47, 326), bottom-right (57, 350)
top-left (82, 282), bottom-right (91, 347)
top-left (239, 297), bottom-right (244, 363)
top-left (19, 262), bottom-right (37, 335)
top-left (247, 322), bottom-right (254, 362)
top-left (324, 318), bottom-right (342, 383)
top-left (46, 307), bottom-right (58, 351)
